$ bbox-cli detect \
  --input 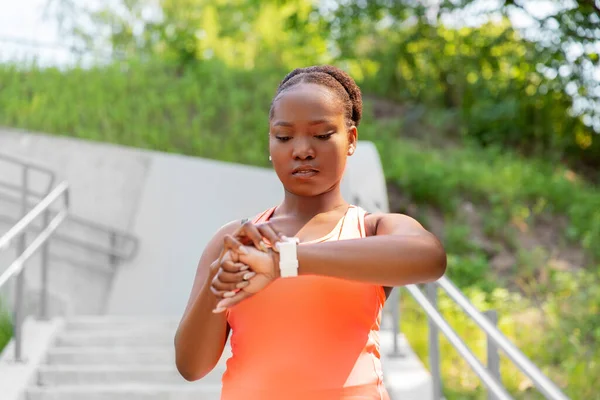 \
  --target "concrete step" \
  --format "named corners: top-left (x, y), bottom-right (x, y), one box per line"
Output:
top-left (64, 317), bottom-right (180, 332)
top-left (53, 331), bottom-right (175, 347)
top-left (45, 345), bottom-right (233, 365)
top-left (45, 347), bottom-right (176, 365)
top-left (61, 324), bottom-right (178, 337)
top-left (25, 384), bottom-right (222, 400)
top-left (37, 365), bottom-right (226, 386)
